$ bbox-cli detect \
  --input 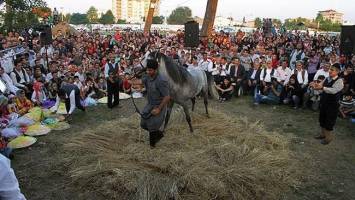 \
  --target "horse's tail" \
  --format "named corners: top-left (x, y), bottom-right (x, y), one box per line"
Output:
top-left (203, 72), bottom-right (219, 100)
